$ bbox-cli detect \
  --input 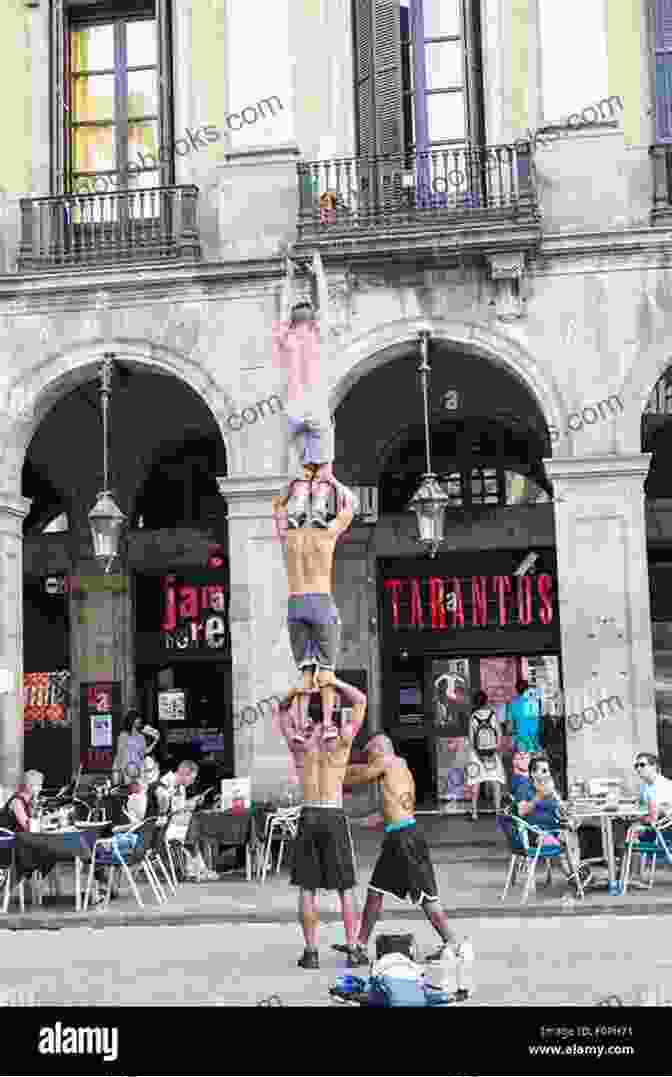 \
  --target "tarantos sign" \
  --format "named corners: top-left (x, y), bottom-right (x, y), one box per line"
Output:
top-left (384, 575), bottom-right (555, 630)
